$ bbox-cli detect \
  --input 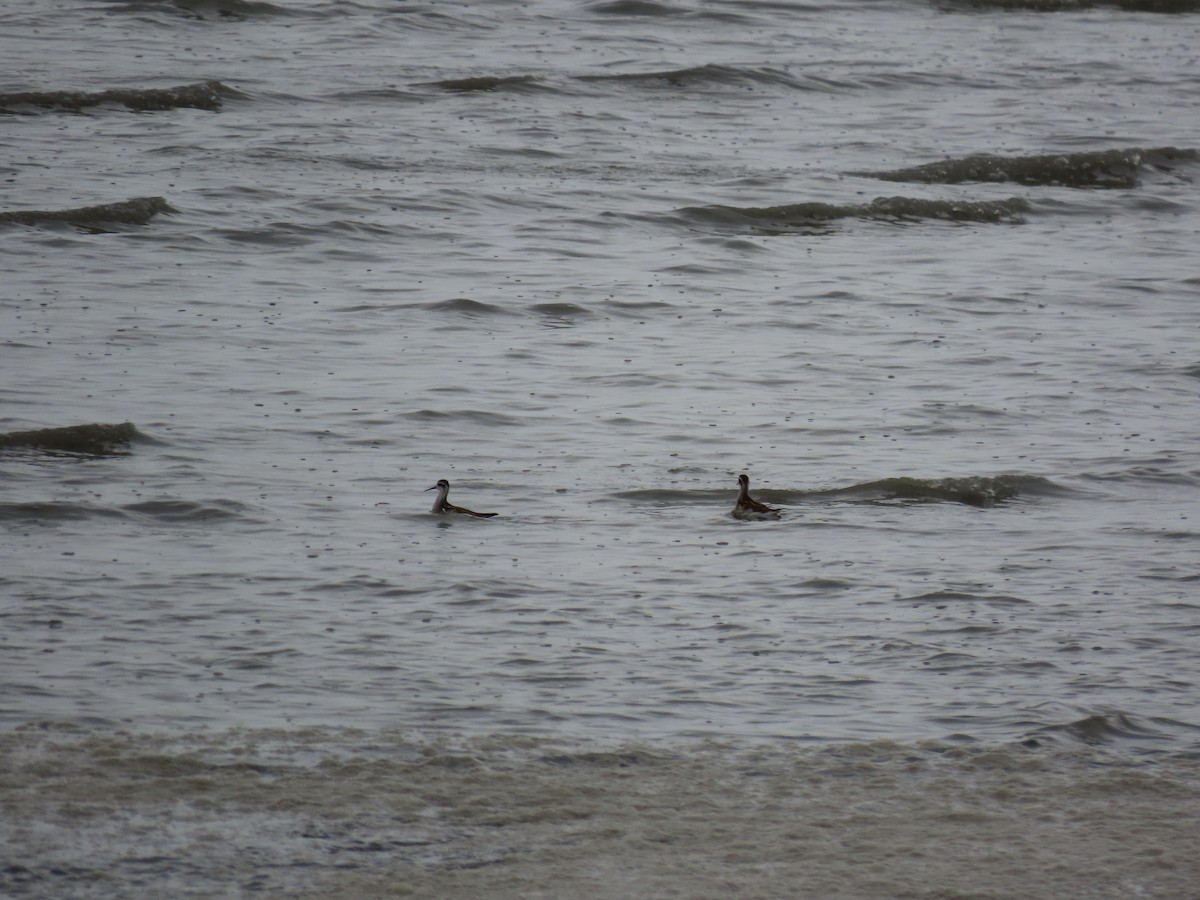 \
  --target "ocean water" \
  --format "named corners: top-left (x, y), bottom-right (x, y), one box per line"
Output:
top-left (3, 0), bottom-right (1200, 896)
